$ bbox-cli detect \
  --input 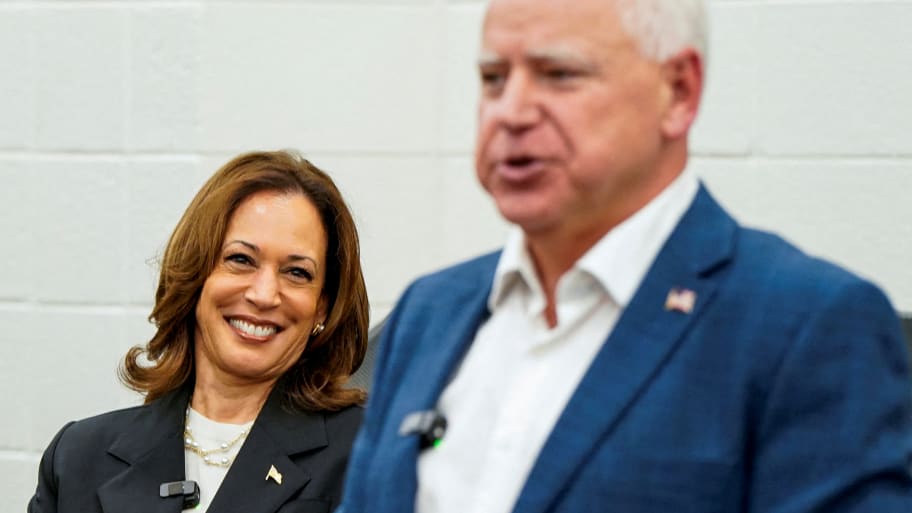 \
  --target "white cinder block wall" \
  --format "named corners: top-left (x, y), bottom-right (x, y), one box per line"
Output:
top-left (1, 0), bottom-right (909, 508)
